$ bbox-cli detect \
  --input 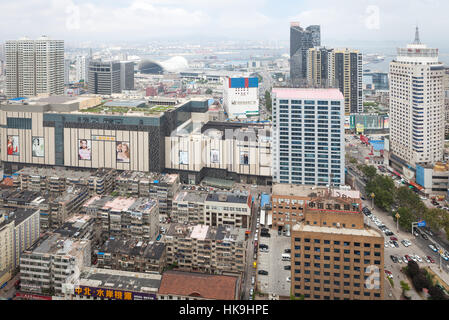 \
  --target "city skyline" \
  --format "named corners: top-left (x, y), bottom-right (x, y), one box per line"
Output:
top-left (0, 0), bottom-right (449, 48)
